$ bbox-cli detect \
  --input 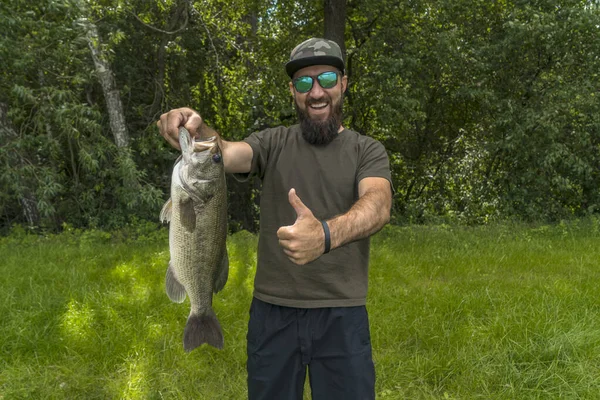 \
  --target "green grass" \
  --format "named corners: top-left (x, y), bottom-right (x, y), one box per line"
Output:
top-left (2, 219), bottom-right (600, 399)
